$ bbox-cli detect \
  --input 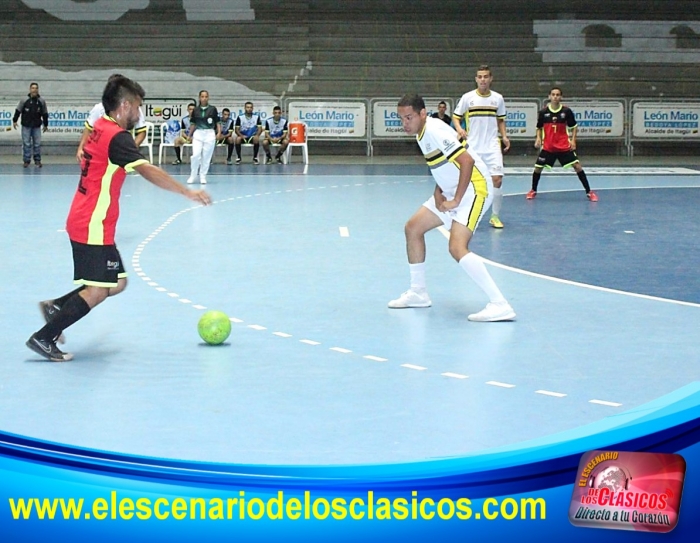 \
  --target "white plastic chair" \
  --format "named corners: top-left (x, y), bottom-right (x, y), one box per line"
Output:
top-left (158, 122), bottom-right (177, 165)
top-left (139, 121), bottom-right (155, 163)
top-left (159, 123), bottom-right (193, 164)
